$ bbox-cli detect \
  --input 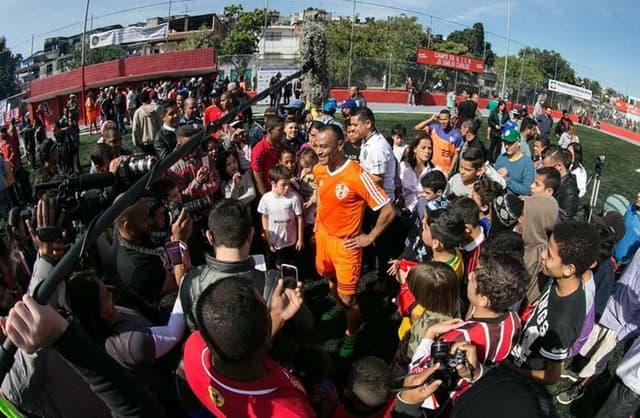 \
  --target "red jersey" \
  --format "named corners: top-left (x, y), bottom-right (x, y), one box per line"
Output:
top-left (410, 311), bottom-right (521, 408)
top-left (184, 332), bottom-right (315, 418)
top-left (251, 138), bottom-right (284, 192)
